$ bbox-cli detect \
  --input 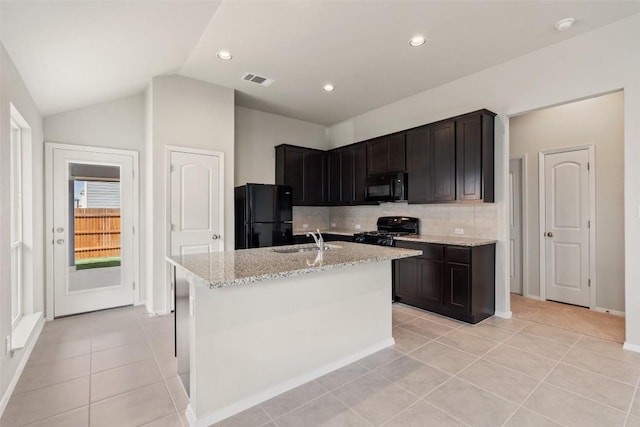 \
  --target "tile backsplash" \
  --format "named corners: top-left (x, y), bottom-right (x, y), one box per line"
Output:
top-left (292, 206), bottom-right (331, 231)
top-left (294, 203), bottom-right (498, 239)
